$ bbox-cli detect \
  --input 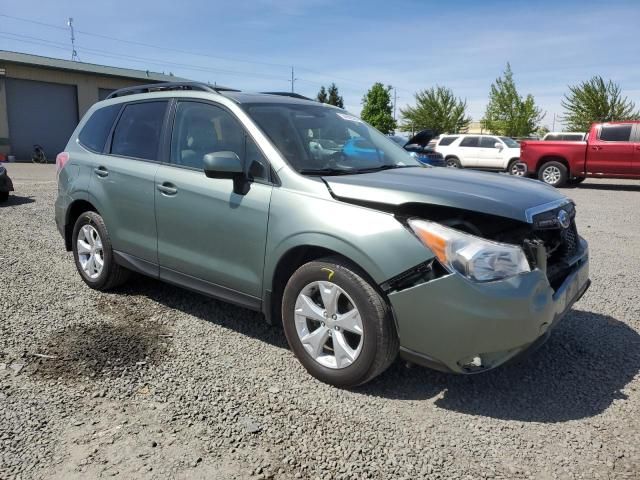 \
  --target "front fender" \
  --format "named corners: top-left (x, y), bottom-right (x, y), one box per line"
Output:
top-left (263, 188), bottom-right (432, 293)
